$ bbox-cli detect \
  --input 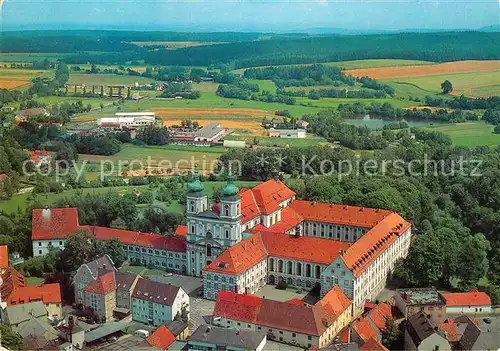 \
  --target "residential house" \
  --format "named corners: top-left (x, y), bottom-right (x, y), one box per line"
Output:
top-left (83, 269), bottom-right (139, 322)
top-left (188, 325), bottom-right (267, 351)
top-left (404, 311), bottom-right (450, 351)
top-left (131, 278), bottom-right (189, 326)
top-left (30, 150), bottom-right (51, 167)
top-left (3, 301), bottom-right (59, 350)
top-left (165, 319), bottom-right (189, 340)
top-left (395, 288), bottom-right (446, 324)
top-left (438, 315), bottom-right (482, 350)
top-left (145, 325), bottom-right (176, 350)
top-left (7, 283), bottom-right (62, 317)
top-left (350, 302), bottom-right (395, 348)
top-left (73, 255), bottom-right (115, 305)
top-left (441, 289), bottom-right (492, 315)
top-left (212, 287), bottom-right (352, 349)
